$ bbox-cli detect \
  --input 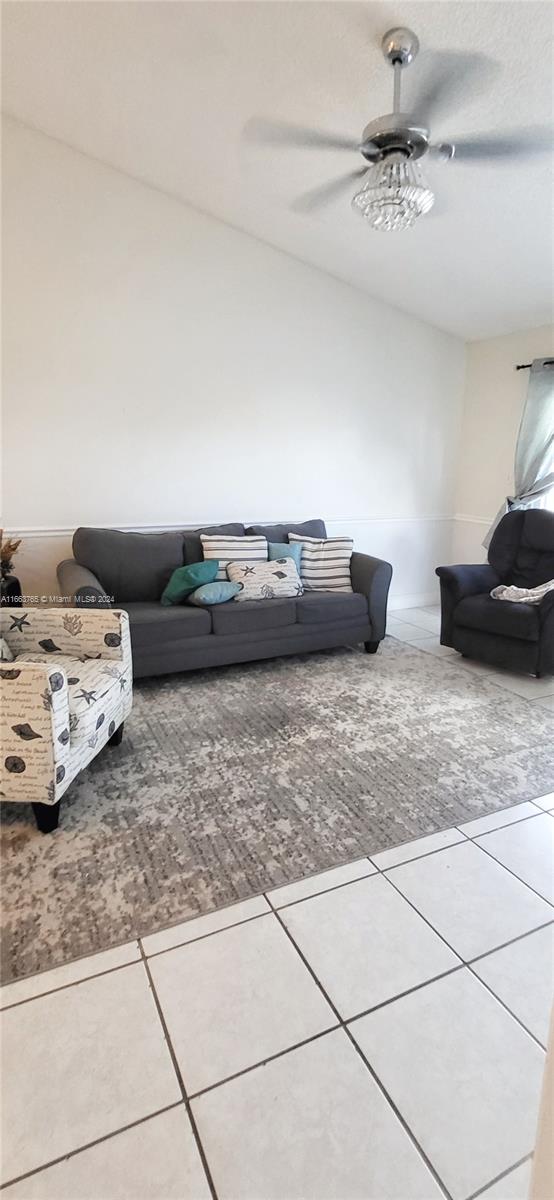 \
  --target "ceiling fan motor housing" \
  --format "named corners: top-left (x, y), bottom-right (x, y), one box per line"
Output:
top-left (361, 114), bottom-right (430, 162)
